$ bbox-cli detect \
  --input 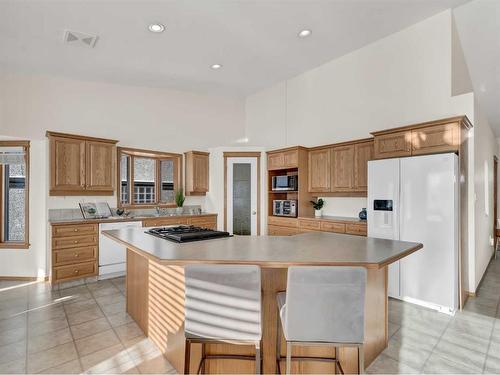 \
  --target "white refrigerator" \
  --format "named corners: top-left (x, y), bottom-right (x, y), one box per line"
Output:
top-left (367, 153), bottom-right (458, 314)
